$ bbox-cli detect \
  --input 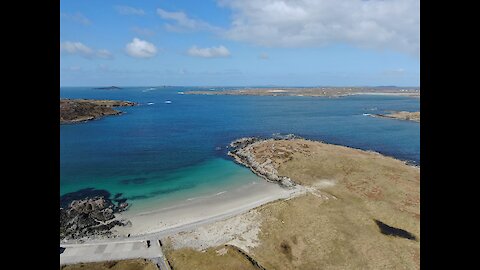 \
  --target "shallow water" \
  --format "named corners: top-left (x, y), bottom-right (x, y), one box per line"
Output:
top-left (60, 87), bottom-right (419, 210)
